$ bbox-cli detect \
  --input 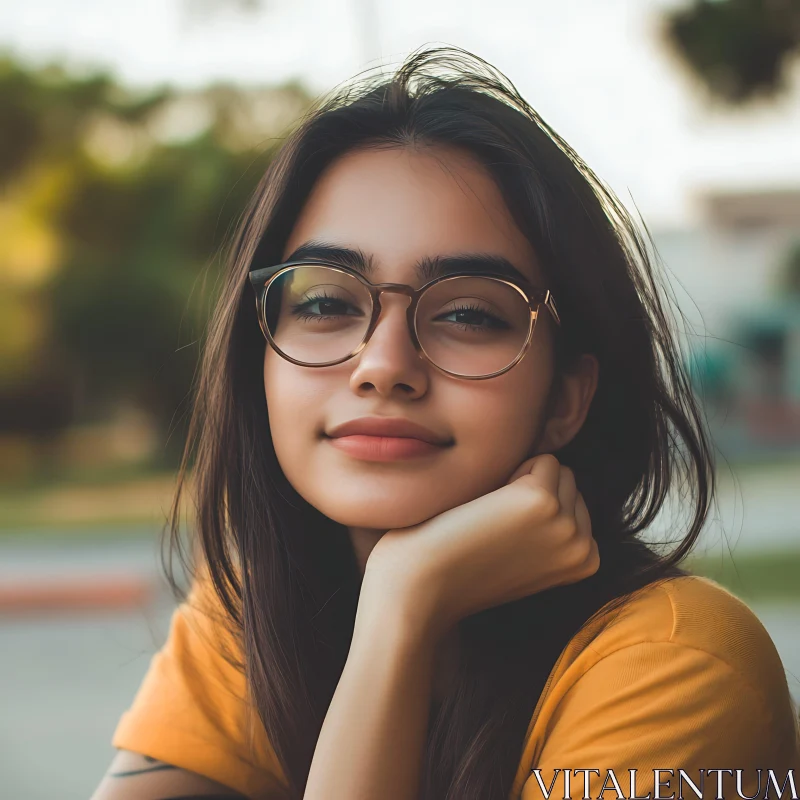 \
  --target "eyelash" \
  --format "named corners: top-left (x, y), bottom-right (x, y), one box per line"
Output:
top-left (290, 295), bottom-right (510, 330)
top-left (290, 293), bottom-right (359, 322)
top-left (437, 303), bottom-right (510, 330)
